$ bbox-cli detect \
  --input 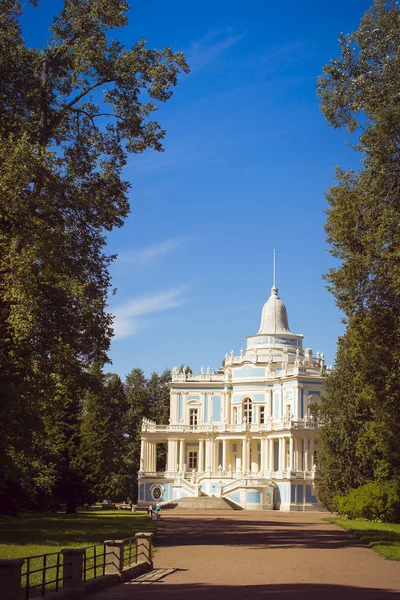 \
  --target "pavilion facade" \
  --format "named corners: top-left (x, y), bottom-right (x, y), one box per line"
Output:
top-left (138, 281), bottom-right (326, 511)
